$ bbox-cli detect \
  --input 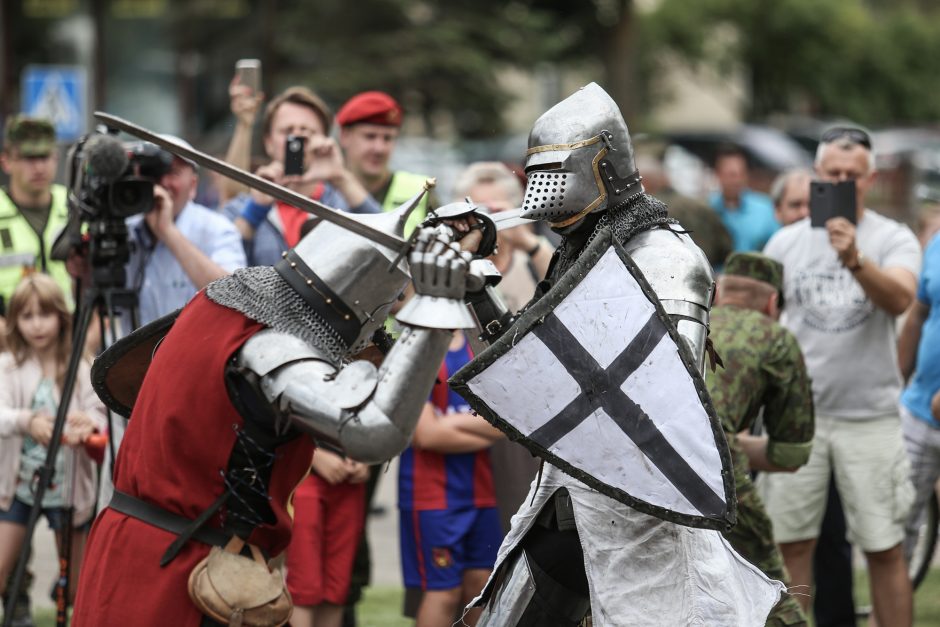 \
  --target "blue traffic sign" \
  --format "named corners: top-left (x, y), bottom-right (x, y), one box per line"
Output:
top-left (21, 65), bottom-right (87, 141)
